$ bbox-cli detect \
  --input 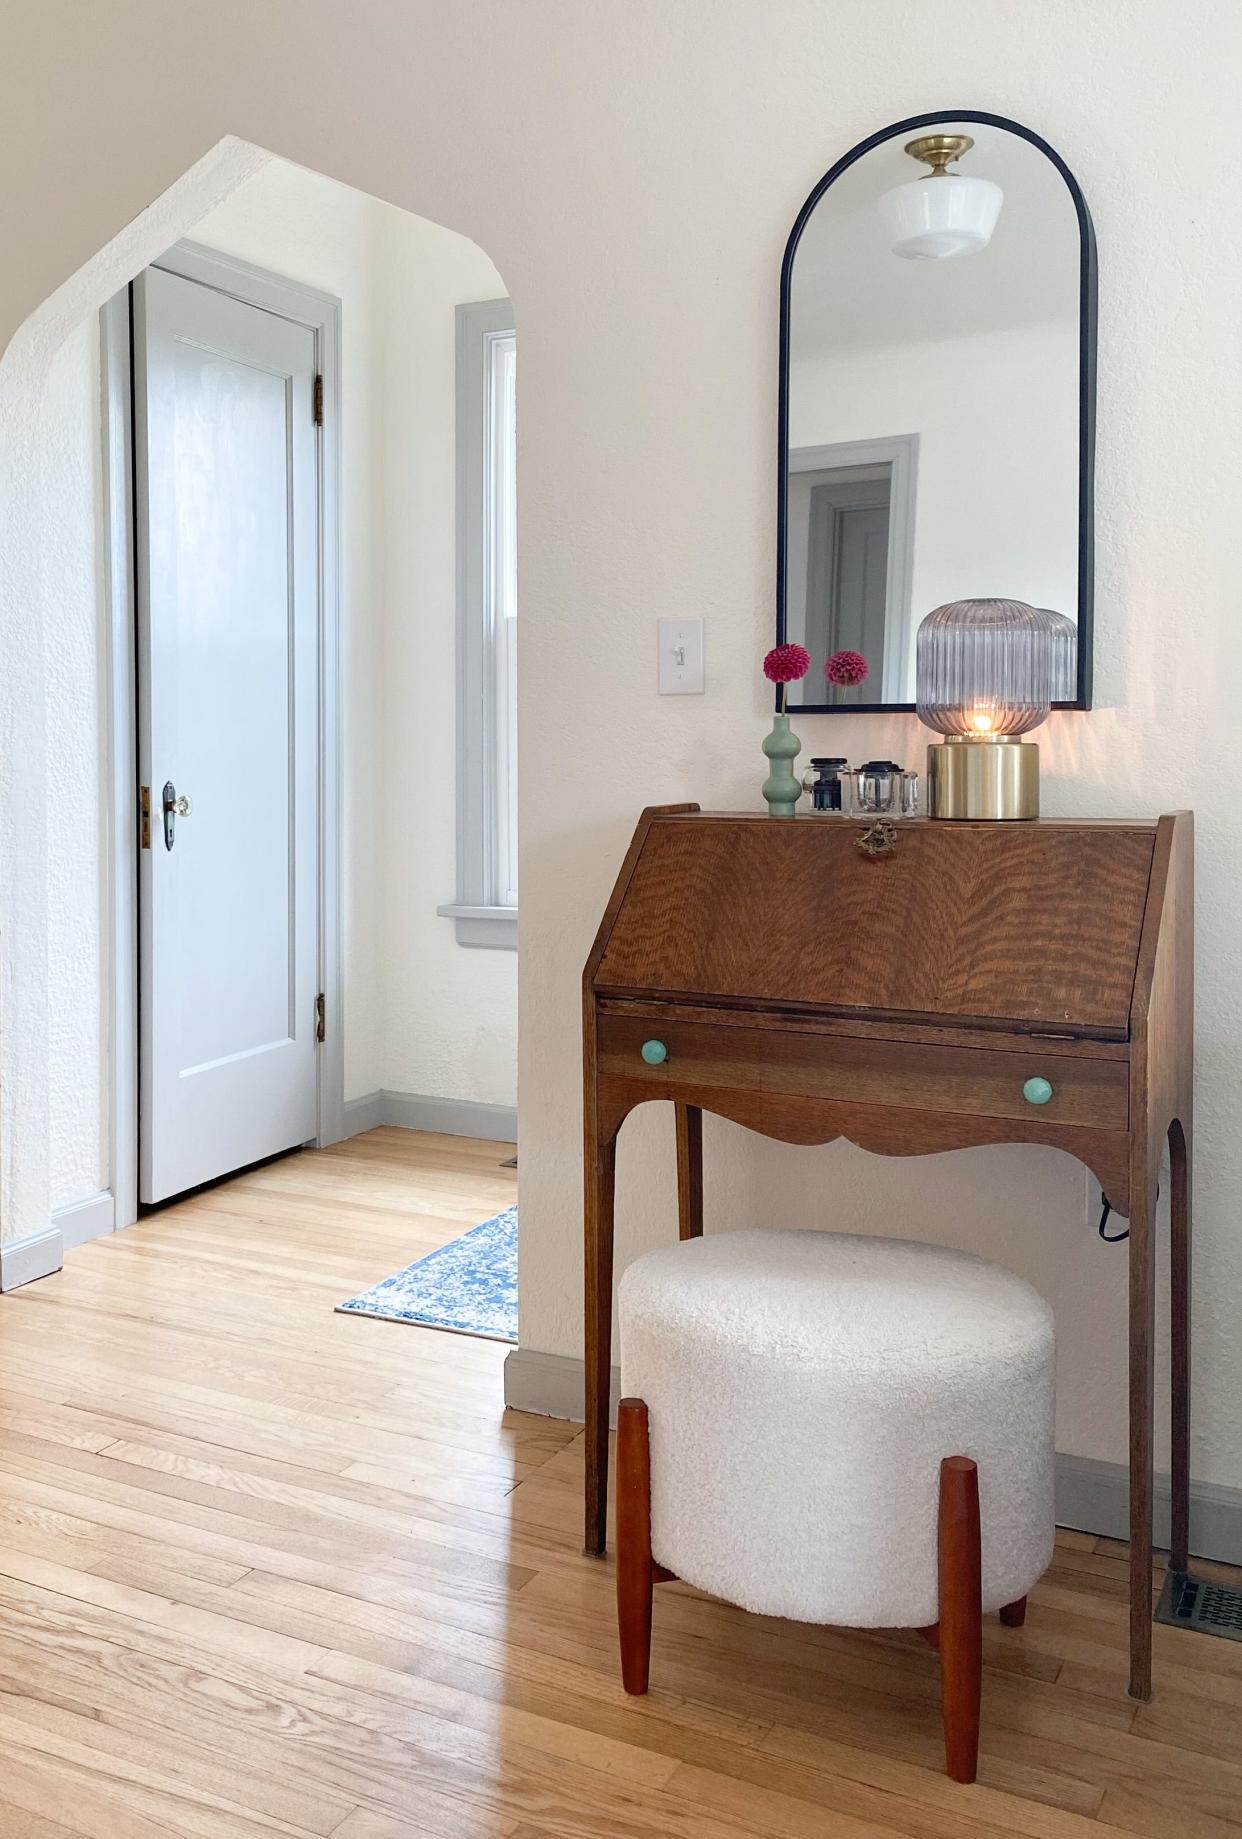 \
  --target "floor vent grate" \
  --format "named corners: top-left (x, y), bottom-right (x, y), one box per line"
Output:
top-left (1155, 1568), bottom-right (1242, 1642)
